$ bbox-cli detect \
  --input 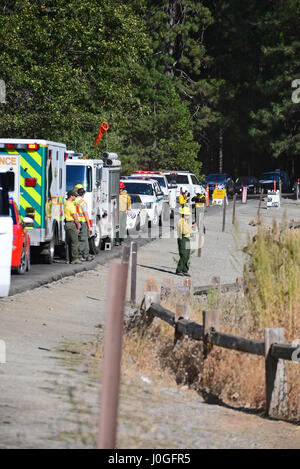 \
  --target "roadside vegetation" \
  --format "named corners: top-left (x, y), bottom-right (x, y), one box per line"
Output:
top-left (123, 221), bottom-right (300, 422)
top-left (0, 1), bottom-right (298, 176)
